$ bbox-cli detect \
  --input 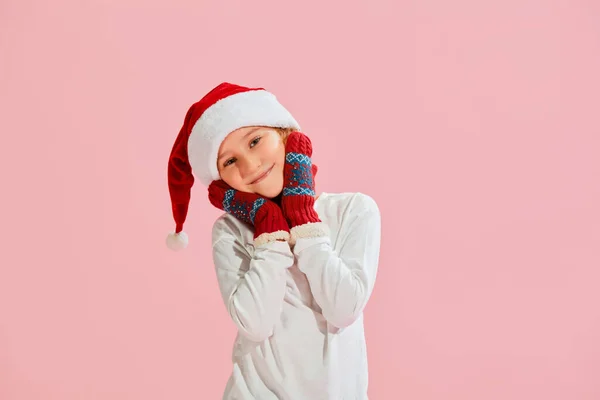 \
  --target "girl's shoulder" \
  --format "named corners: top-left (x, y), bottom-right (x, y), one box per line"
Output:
top-left (211, 212), bottom-right (254, 247)
top-left (316, 191), bottom-right (380, 216)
